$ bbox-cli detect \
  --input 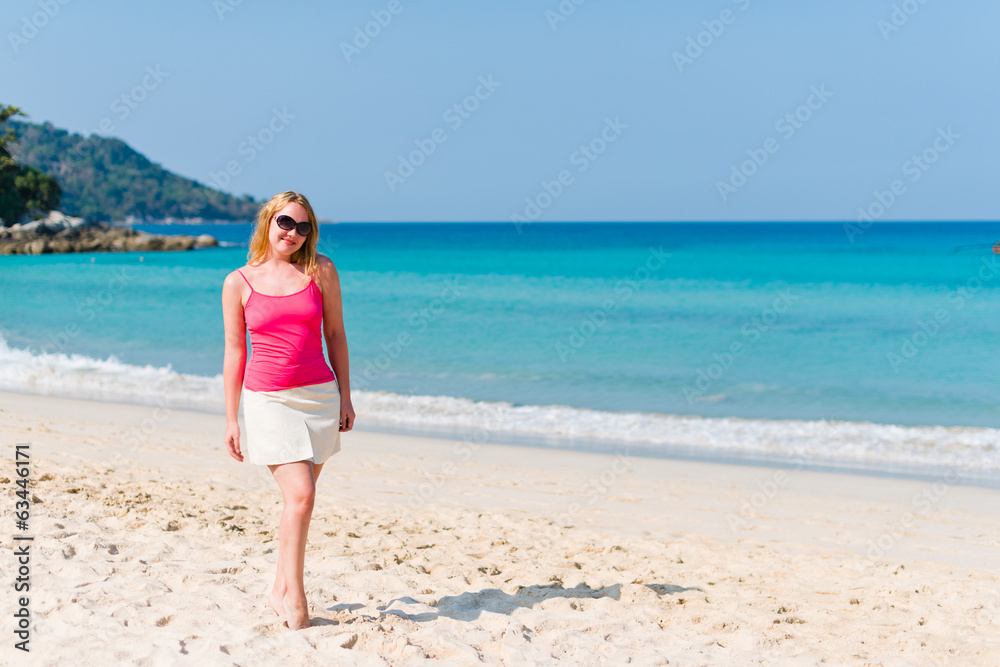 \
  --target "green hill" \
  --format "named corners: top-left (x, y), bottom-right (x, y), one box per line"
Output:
top-left (6, 119), bottom-right (259, 223)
